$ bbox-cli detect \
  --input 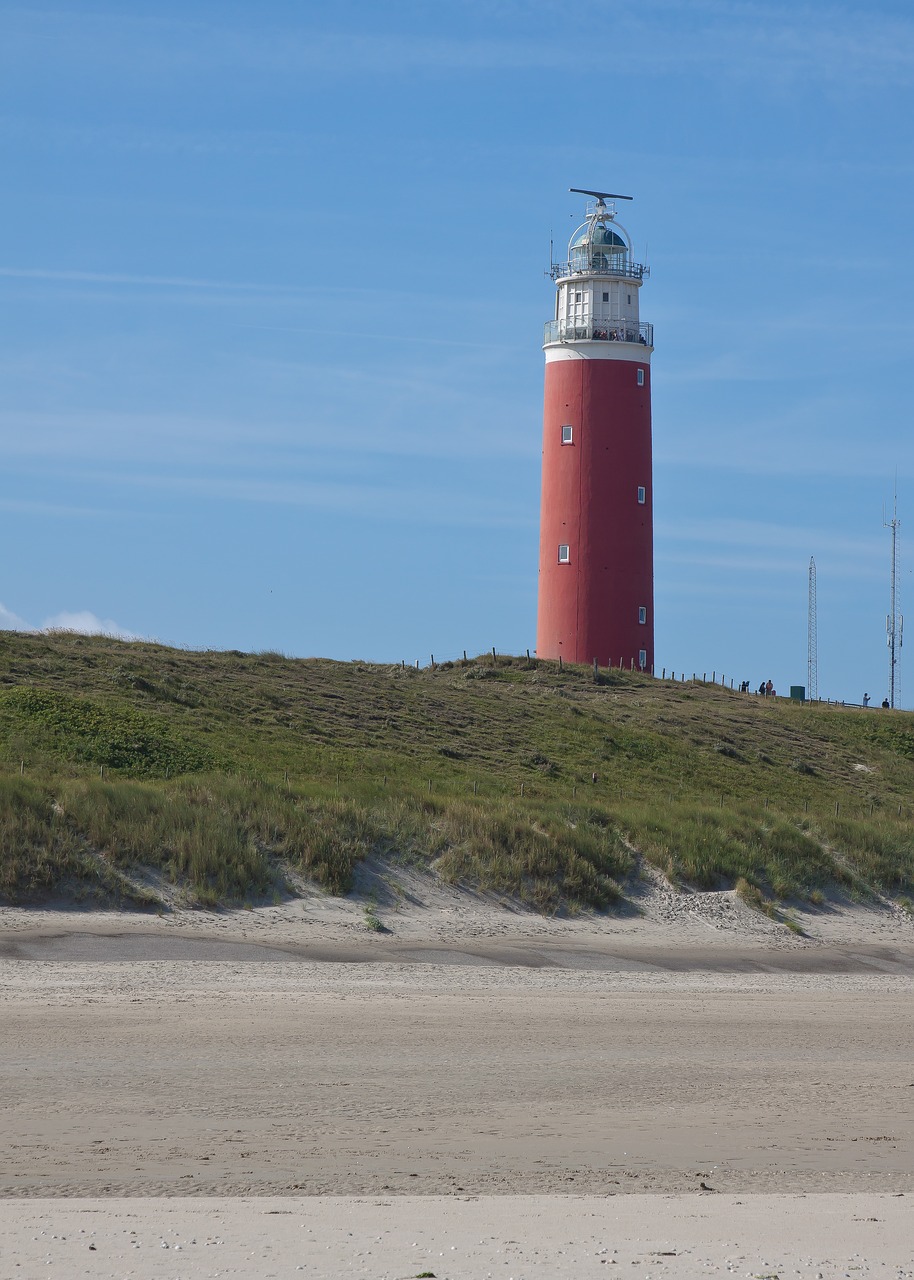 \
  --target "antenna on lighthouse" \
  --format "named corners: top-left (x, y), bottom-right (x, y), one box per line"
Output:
top-left (569, 189), bottom-right (633, 201)
top-left (884, 482), bottom-right (903, 709)
top-left (808, 556), bottom-right (818, 703)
